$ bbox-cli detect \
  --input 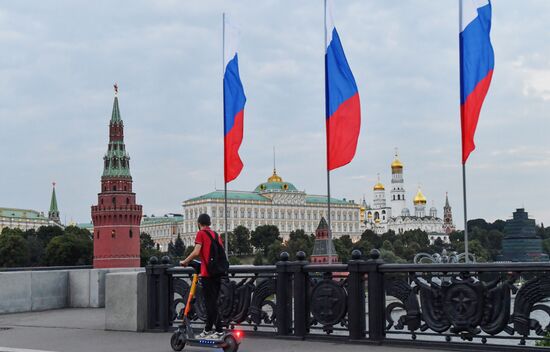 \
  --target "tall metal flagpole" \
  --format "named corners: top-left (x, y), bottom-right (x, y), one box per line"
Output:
top-left (223, 12), bottom-right (229, 255)
top-left (459, 1), bottom-right (469, 263)
top-left (462, 165), bottom-right (469, 263)
top-left (324, 0), bottom-right (333, 265)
